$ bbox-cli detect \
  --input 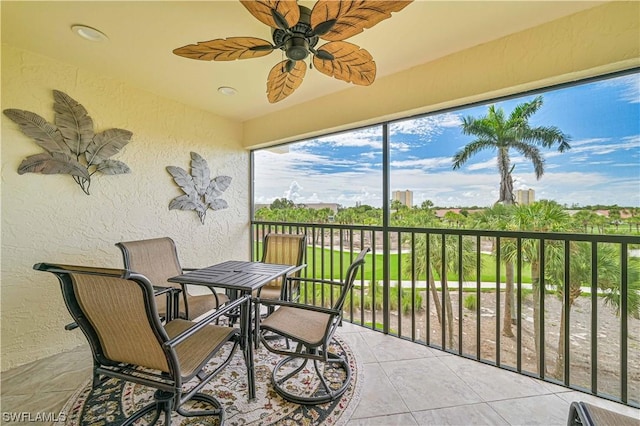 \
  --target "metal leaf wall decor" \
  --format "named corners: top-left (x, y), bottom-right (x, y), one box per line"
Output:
top-left (167, 152), bottom-right (231, 224)
top-left (3, 90), bottom-right (132, 195)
